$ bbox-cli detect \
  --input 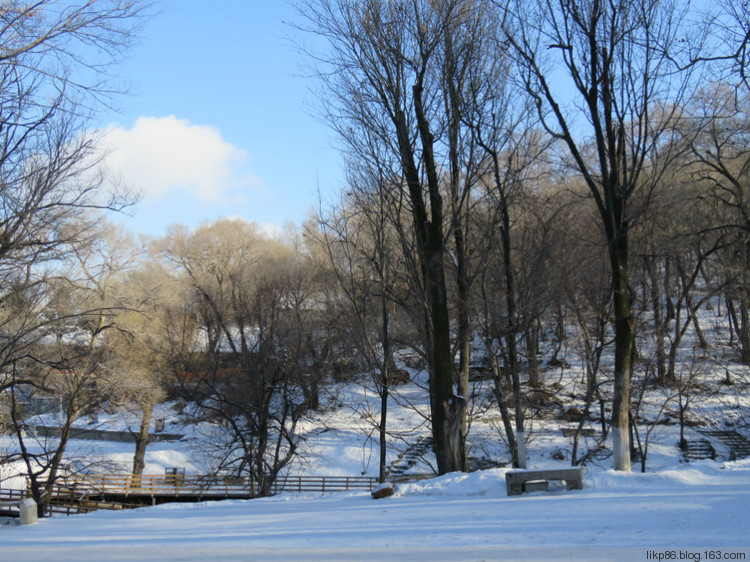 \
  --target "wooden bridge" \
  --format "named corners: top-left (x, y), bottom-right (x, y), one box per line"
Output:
top-left (50, 473), bottom-right (380, 502)
top-left (0, 487), bottom-right (110, 517)
top-left (0, 473), bottom-right (384, 516)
